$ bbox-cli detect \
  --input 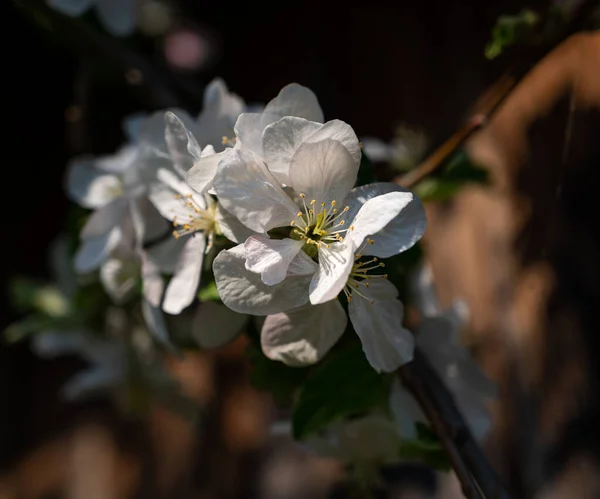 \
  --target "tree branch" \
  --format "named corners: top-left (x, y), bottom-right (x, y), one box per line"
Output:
top-left (400, 350), bottom-right (511, 499)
